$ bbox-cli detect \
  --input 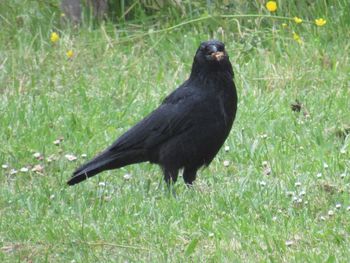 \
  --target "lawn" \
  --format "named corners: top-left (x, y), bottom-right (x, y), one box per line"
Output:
top-left (1, 0), bottom-right (350, 262)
